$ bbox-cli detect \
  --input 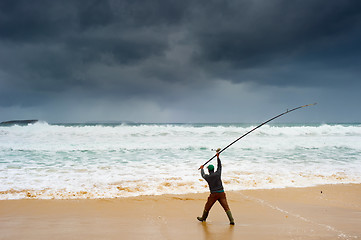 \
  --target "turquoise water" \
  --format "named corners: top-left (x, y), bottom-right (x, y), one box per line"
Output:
top-left (1, 122), bottom-right (360, 199)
